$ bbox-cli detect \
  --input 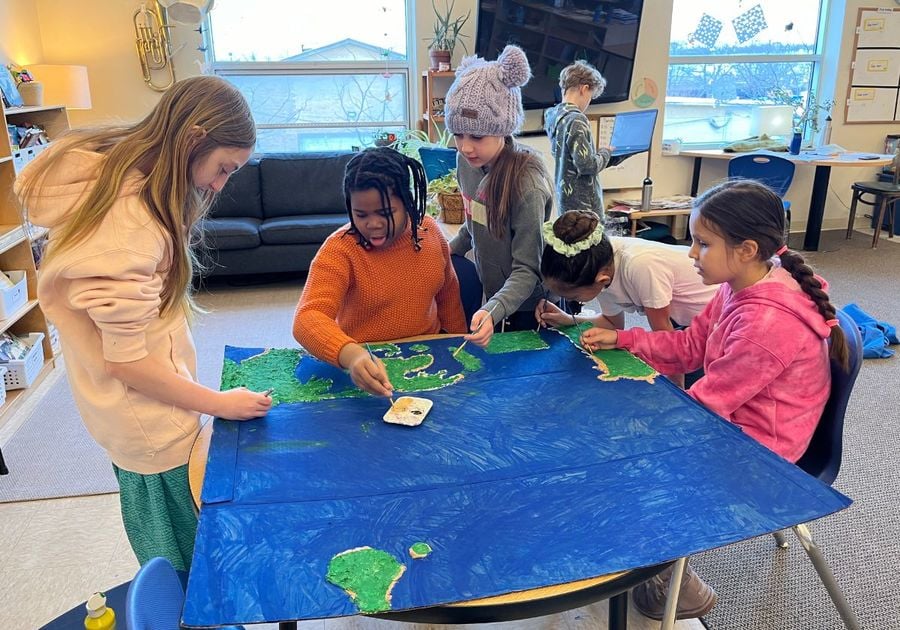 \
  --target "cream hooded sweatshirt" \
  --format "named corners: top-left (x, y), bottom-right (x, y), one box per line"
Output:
top-left (15, 145), bottom-right (200, 474)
